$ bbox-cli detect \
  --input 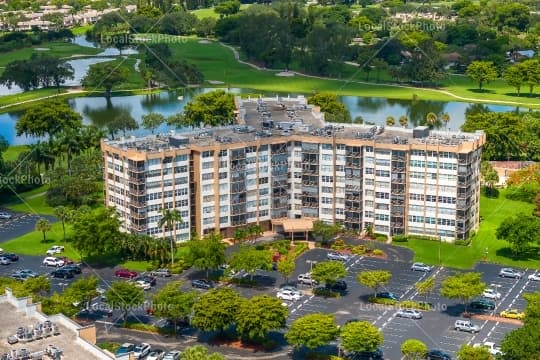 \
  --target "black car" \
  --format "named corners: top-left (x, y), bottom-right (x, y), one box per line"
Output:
top-left (137, 275), bottom-right (157, 286)
top-left (2, 253), bottom-right (19, 261)
top-left (192, 279), bottom-right (213, 289)
top-left (377, 292), bottom-right (398, 301)
top-left (51, 268), bottom-right (74, 279)
top-left (470, 299), bottom-right (495, 311)
top-left (427, 349), bottom-right (452, 360)
top-left (326, 280), bottom-right (347, 292)
top-left (347, 348), bottom-right (383, 360)
top-left (62, 264), bottom-right (82, 275)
